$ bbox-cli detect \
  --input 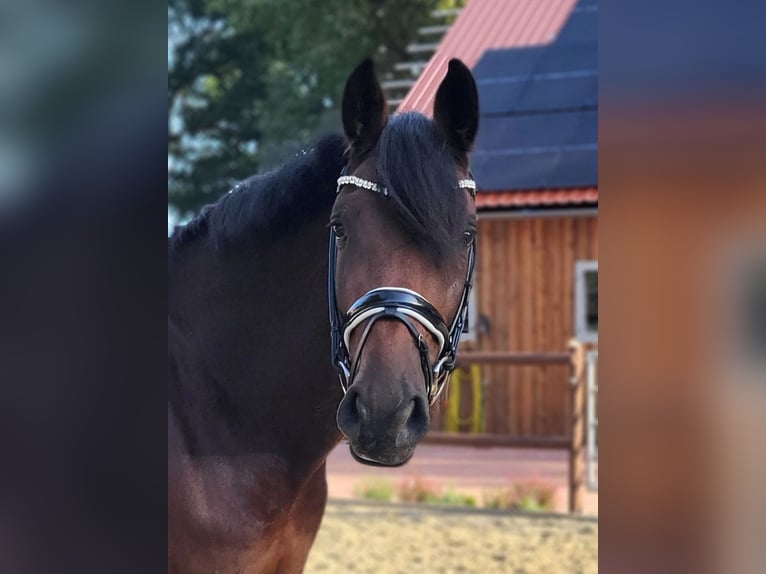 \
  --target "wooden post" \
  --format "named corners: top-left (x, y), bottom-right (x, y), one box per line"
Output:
top-left (568, 339), bottom-right (586, 514)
